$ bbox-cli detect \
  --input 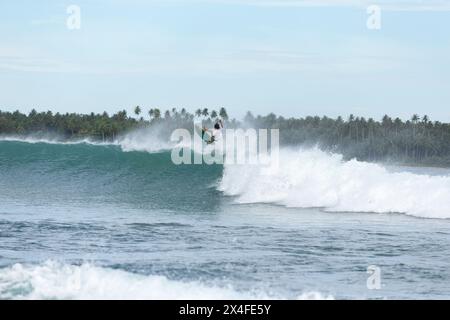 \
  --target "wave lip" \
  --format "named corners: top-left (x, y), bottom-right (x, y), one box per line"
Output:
top-left (219, 147), bottom-right (450, 219)
top-left (0, 135), bottom-right (113, 146)
top-left (0, 261), bottom-right (333, 300)
top-left (0, 134), bottom-right (173, 154)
